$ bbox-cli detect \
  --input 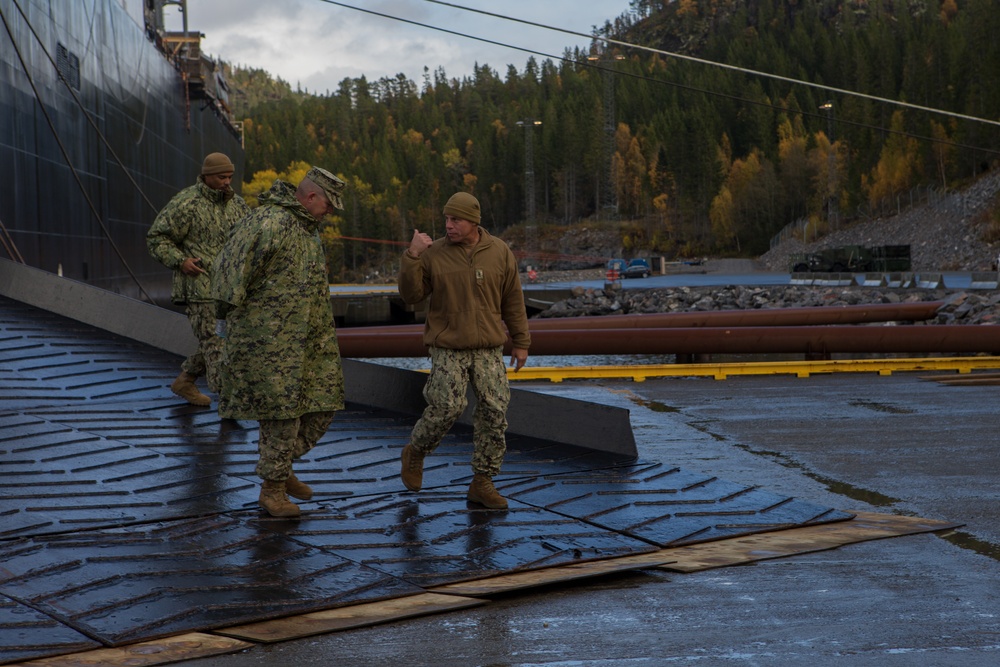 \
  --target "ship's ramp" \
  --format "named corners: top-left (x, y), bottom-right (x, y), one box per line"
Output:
top-left (0, 270), bottom-right (857, 664)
